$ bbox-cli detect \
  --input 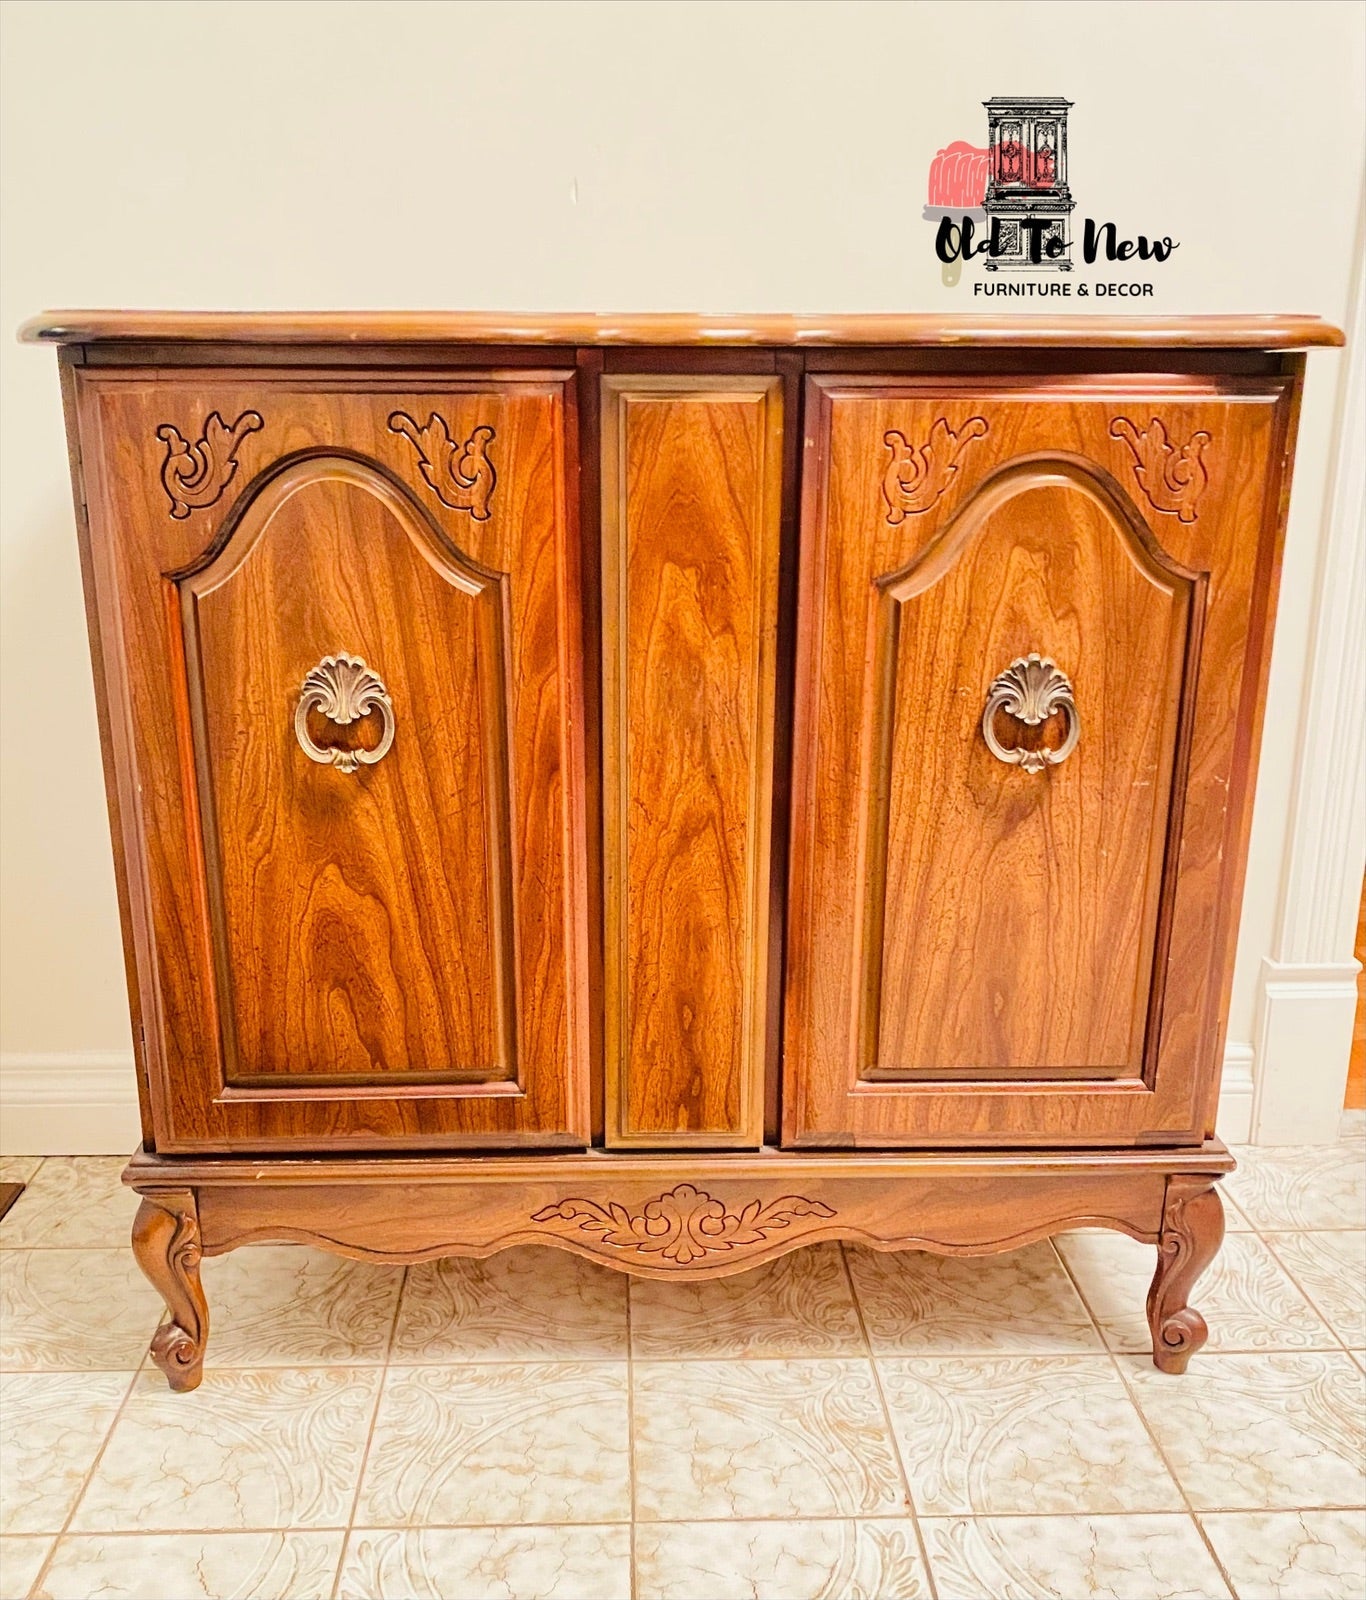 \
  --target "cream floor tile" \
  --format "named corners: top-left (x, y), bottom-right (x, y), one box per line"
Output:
top-left (355, 1363), bottom-right (630, 1526)
top-left (338, 1526), bottom-right (631, 1600)
top-left (630, 1244), bottom-right (863, 1359)
top-left (0, 1249), bottom-right (164, 1371)
top-left (877, 1355), bottom-right (1181, 1516)
top-left (391, 1249), bottom-right (626, 1363)
top-left (0, 1157), bottom-right (42, 1186)
top-left (1201, 1510), bottom-right (1366, 1600)
top-left (72, 1368), bottom-right (379, 1531)
top-left (1340, 1110), bottom-right (1365, 1139)
top-left (34, 1532), bottom-right (344, 1600)
top-left (1122, 1351), bottom-right (1366, 1509)
top-left (197, 1248), bottom-right (403, 1366)
top-left (1056, 1230), bottom-right (1335, 1353)
top-left (1262, 1231), bottom-right (1366, 1347)
top-left (0, 1160), bottom-right (134, 1249)
top-left (847, 1243), bottom-right (1101, 1355)
top-left (632, 1359), bottom-right (905, 1521)
top-left (921, 1514), bottom-right (1231, 1600)
top-left (1224, 1143), bottom-right (1365, 1231)
top-left (634, 1519), bottom-right (928, 1599)
top-left (0, 1372), bottom-right (132, 1534)
top-left (0, 1536), bottom-right (53, 1600)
